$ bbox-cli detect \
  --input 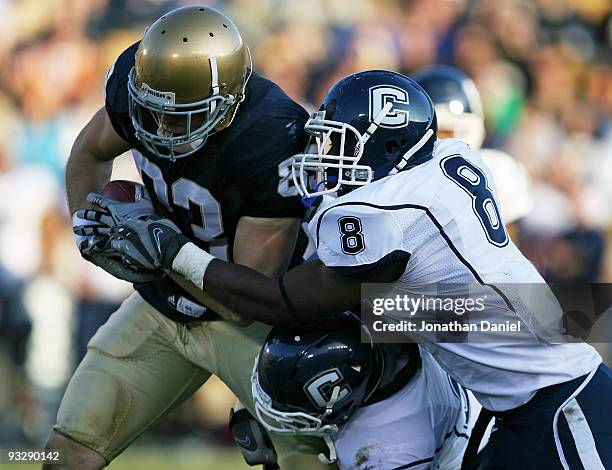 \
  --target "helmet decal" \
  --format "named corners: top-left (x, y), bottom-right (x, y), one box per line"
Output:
top-left (304, 368), bottom-right (350, 409)
top-left (369, 85), bottom-right (410, 128)
top-left (137, 83), bottom-right (176, 107)
top-left (209, 57), bottom-right (219, 96)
